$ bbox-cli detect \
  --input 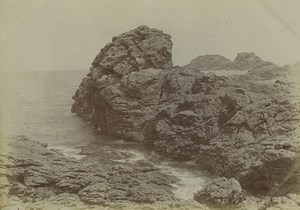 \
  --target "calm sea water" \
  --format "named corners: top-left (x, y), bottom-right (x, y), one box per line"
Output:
top-left (0, 70), bottom-right (96, 151)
